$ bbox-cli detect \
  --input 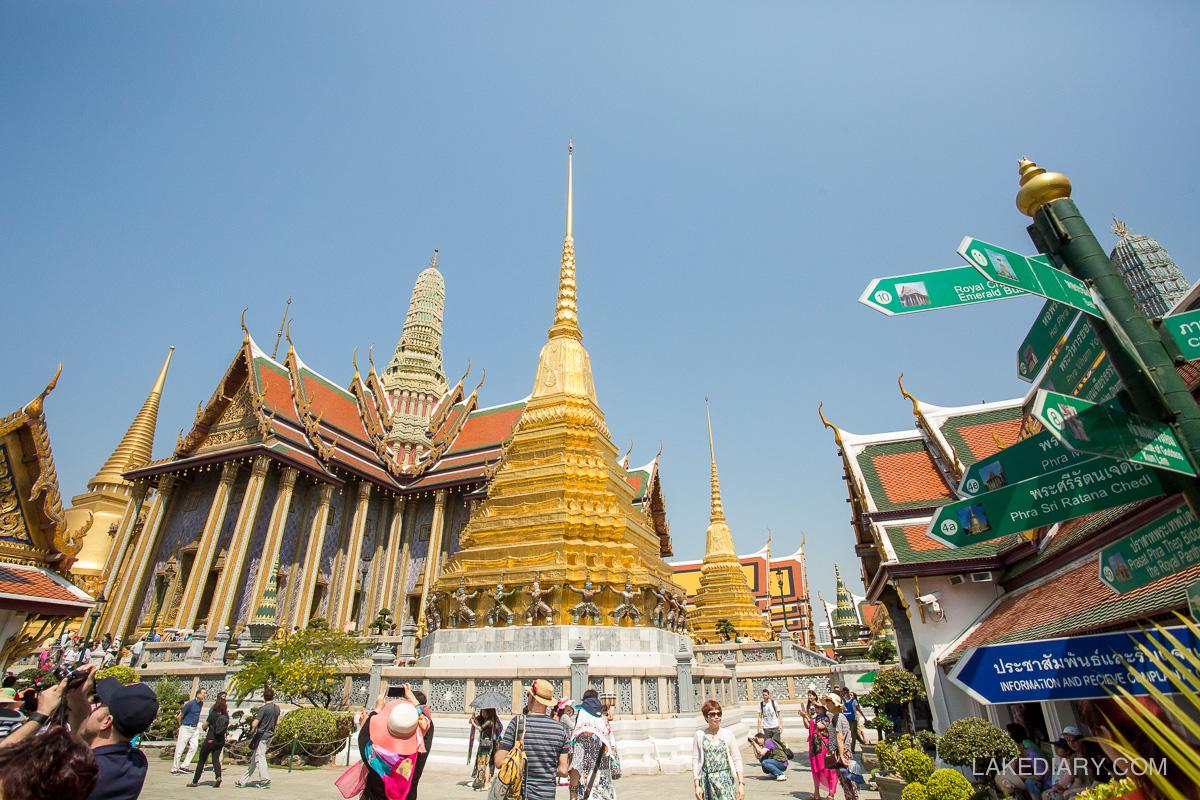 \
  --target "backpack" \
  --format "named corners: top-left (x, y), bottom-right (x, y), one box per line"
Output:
top-left (488, 715), bottom-right (526, 800)
top-left (771, 736), bottom-right (795, 761)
